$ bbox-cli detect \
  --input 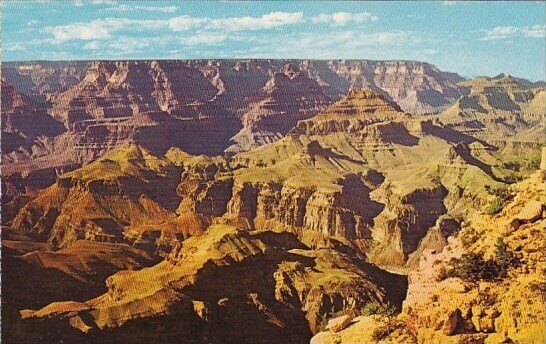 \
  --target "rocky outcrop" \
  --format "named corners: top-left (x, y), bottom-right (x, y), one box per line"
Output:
top-left (1, 79), bottom-right (66, 153)
top-left (184, 59), bottom-right (464, 115)
top-left (15, 225), bottom-right (407, 344)
top-left (401, 171), bottom-right (546, 343)
top-left (6, 88), bottom-right (523, 271)
top-left (227, 64), bottom-right (332, 152)
top-left (12, 60), bottom-right (540, 205)
top-left (4, 145), bottom-right (183, 251)
top-left (48, 61), bottom-right (219, 125)
top-left (1, 237), bottom-right (156, 344)
top-left (290, 89), bottom-right (405, 136)
top-left (439, 74), bottom-right (545, 142)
